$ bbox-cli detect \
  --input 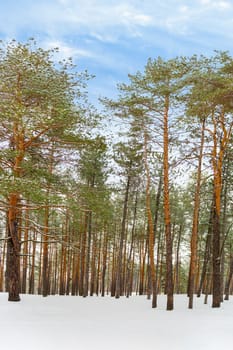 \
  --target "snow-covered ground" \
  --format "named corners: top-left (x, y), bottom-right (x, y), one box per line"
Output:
top-left (0, 293), bottom-right (232, 350)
